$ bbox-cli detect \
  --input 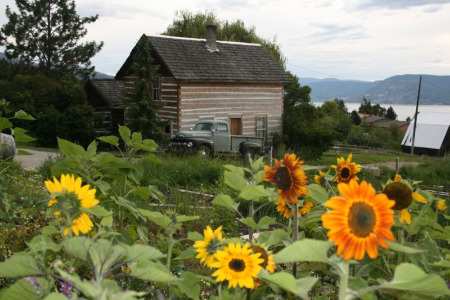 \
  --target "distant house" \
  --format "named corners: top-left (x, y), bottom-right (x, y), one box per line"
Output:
top-left (361, 115), bottom-right (409, 133)
top-left (401, 112), bottom-right (450, 156)
top-left (86, 25), bottom-right (286, 140)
